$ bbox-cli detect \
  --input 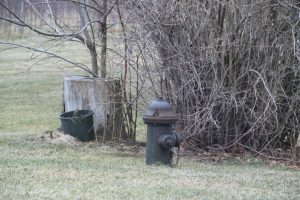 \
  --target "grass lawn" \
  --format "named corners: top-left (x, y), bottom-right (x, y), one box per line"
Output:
top-left (0, 37), bottom-right (91, 132)
top-left (0, 132), bottom-right (299, 200)
top-left (0, 37), bottom-right (299, 199)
